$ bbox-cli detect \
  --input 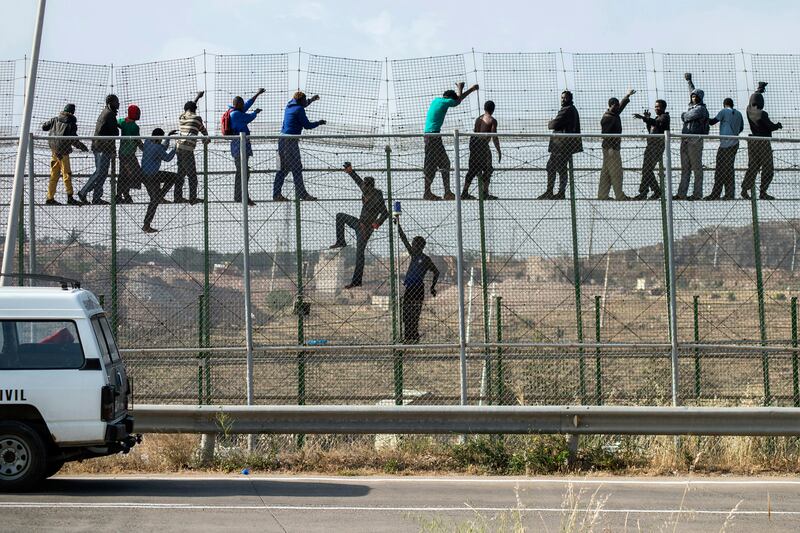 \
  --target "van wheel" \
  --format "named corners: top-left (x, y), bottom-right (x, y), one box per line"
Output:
top-left (44, 459), bottom-right (65, 479)
top-left (0, 422), bottom-right (47, 492)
